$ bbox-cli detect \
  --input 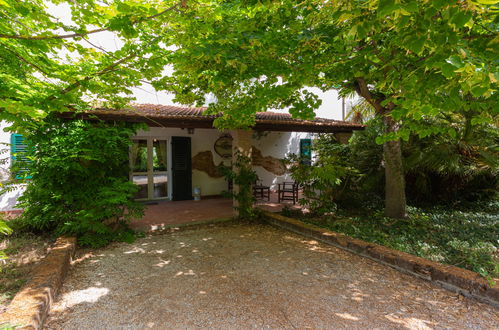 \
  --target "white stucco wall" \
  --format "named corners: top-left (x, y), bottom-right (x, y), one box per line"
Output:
top-left (253, 131), bottom-right (312, 190)
top-left (0, 121), bottom-right (25, 211)
top-left (134, 127), bottom-right (312, 197)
